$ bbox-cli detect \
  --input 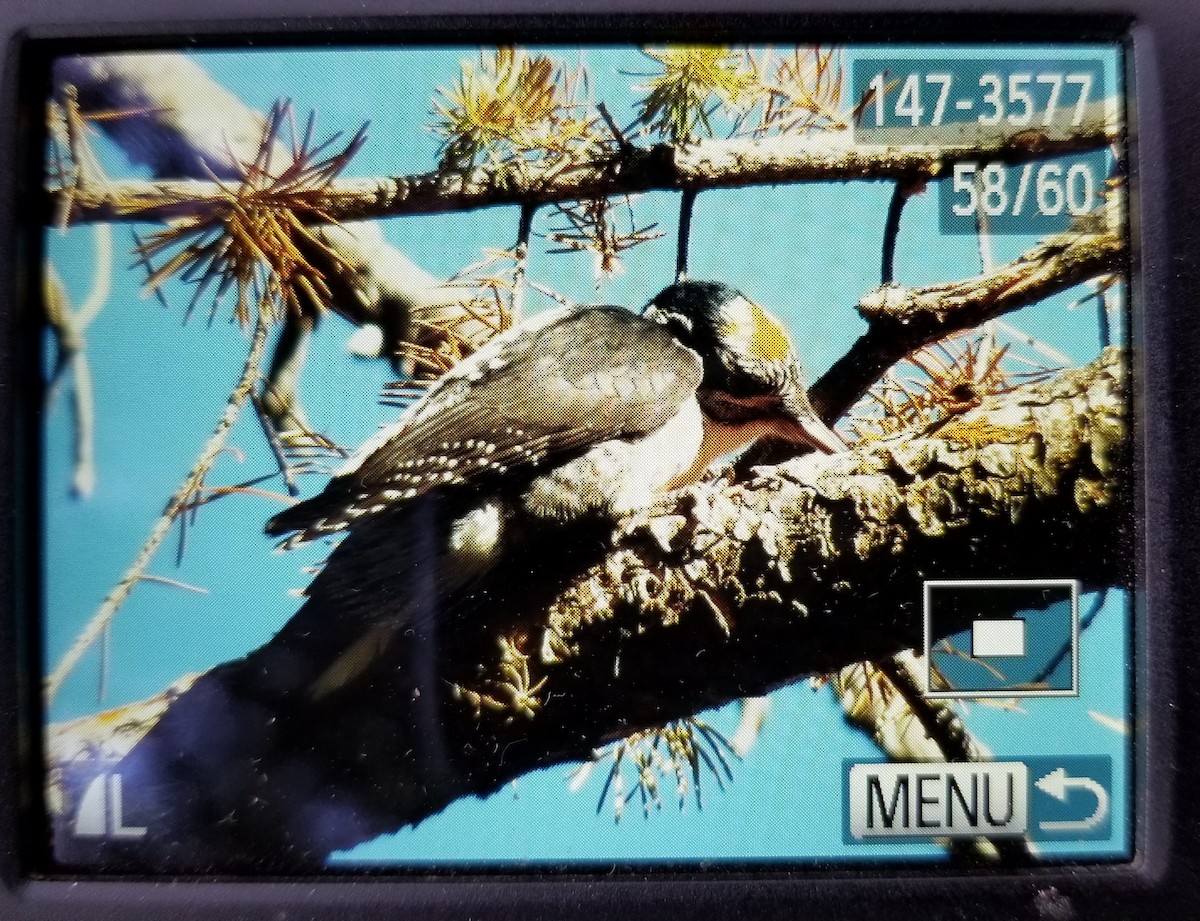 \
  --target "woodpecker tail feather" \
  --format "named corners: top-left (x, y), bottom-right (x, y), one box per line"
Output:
top-left (273, 492), bottom-right (492, 700)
